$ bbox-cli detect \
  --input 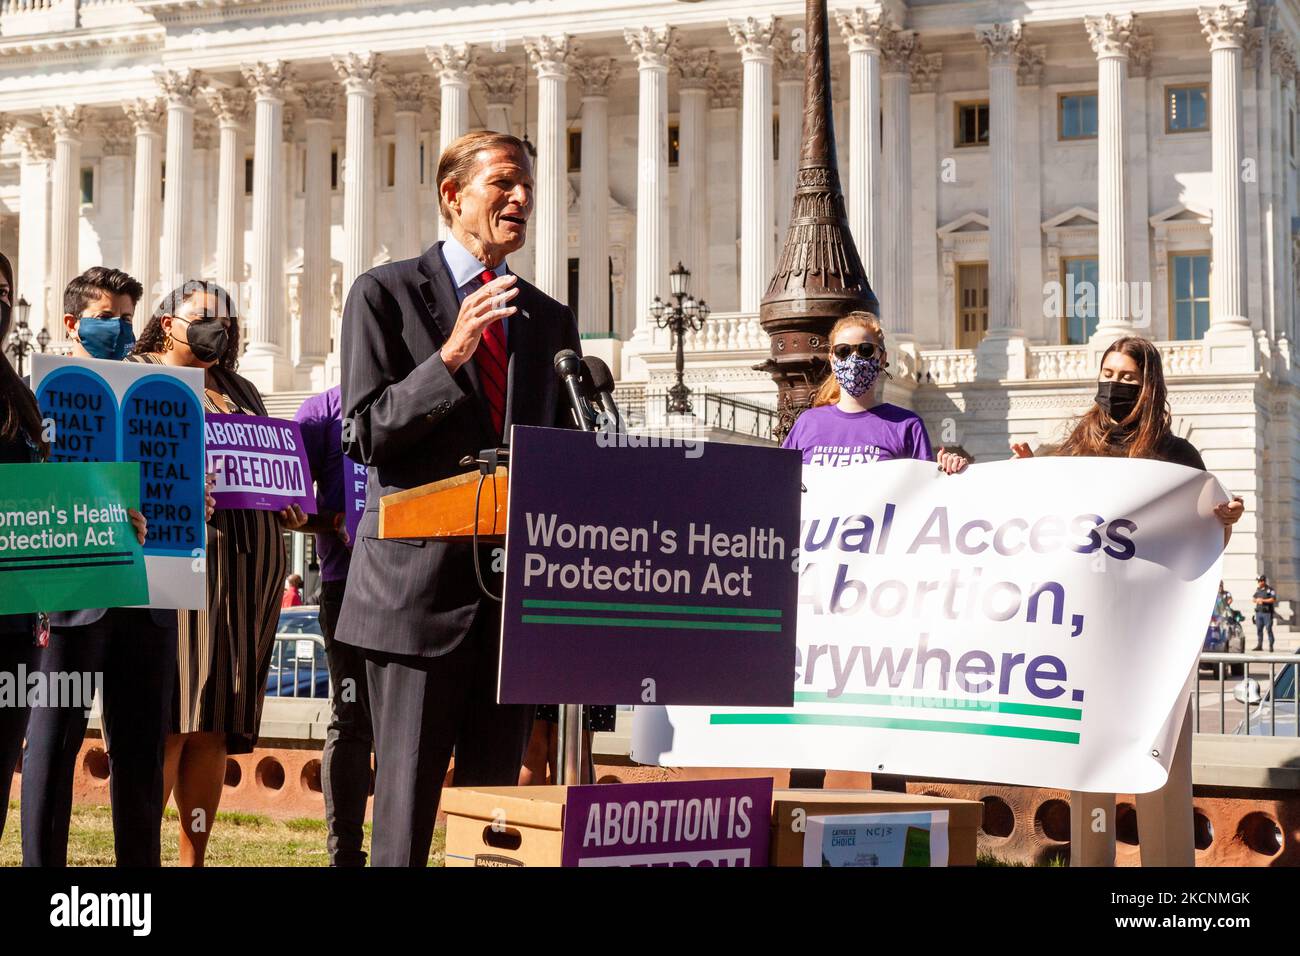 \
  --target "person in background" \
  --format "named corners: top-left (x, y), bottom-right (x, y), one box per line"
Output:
top-left (131, 279), bottom-right (306, 866)
top-left (0, 252), bottom-right (42, 845)
top-left (21, 267), bottom-right (188, 868)
top-left (783, 312), bottom-right (968, 474)
top-left (1009, 335), bottom-right (1243, 868)
top-left (291, 383), bottom-right (373, 867)
top-left (282, 574), bottom-right (305, 609)
top-left (1252, 574), bottom-right (1277, 652)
